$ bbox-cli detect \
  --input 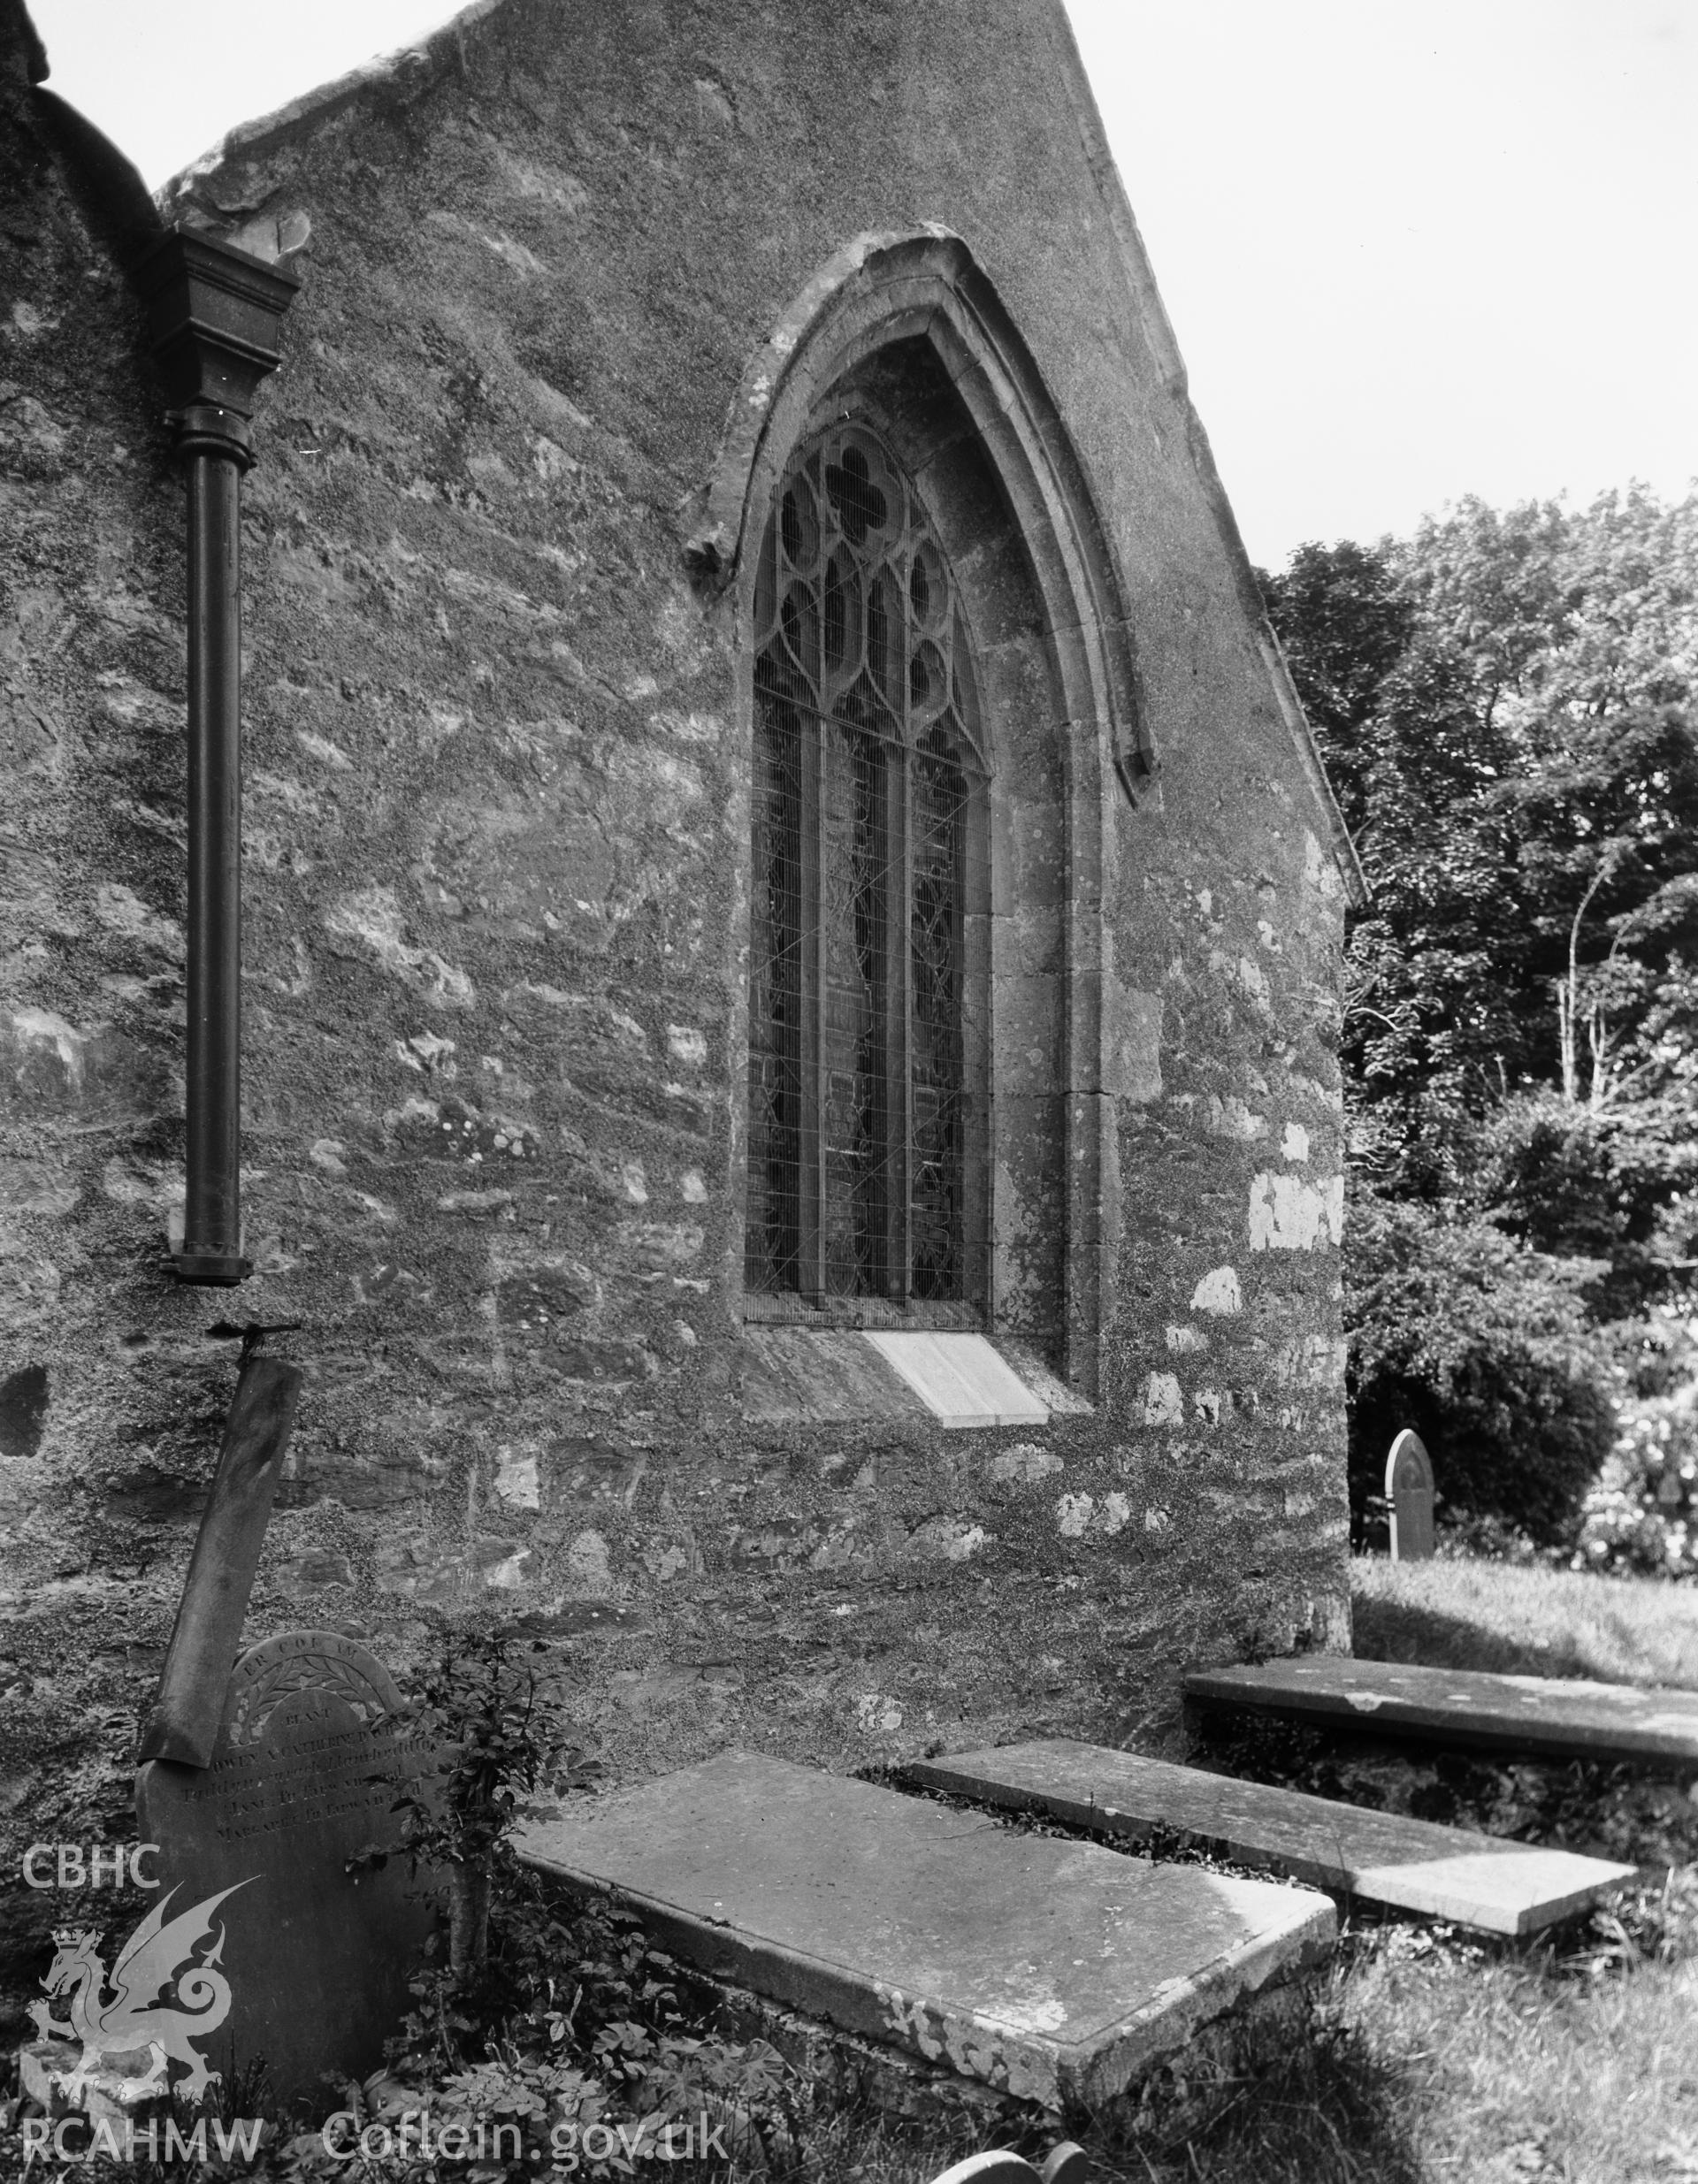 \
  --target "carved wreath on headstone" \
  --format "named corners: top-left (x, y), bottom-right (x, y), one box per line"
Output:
top-left (226, 1647), bottom-right (392, 1747)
